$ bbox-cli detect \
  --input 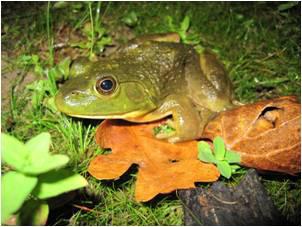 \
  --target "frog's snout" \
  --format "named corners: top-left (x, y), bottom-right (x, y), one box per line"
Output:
top-left (56, 88), bottom-right (97, 110)
top-left (69, 90), bottom-right (81, 96)
top-left (65, 90), bottom-right (90, 101)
